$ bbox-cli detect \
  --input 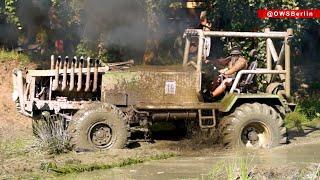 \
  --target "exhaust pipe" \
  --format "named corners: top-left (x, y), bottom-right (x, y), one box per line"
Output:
top-left (77, 56), bottom-right (84, 92)
top-left (92, 59), bottom-right (99, 92)
top-left (50, 55), bottom-right (55, 70)
top-left (85, 57), bottom-right (92, 92)
top-left (52, 56), bottom-right (61, 91)
top-left (16, 69), bottom-right (26, 114)
top-left (61, 56), bottom-right (69, 91)
top-left (69, 56), bottom-right (76, 91)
